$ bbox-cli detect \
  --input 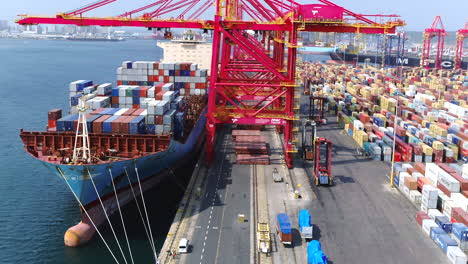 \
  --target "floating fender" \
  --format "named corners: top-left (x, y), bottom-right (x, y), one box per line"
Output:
top-left (64, 221), bottom-right (95, 247)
